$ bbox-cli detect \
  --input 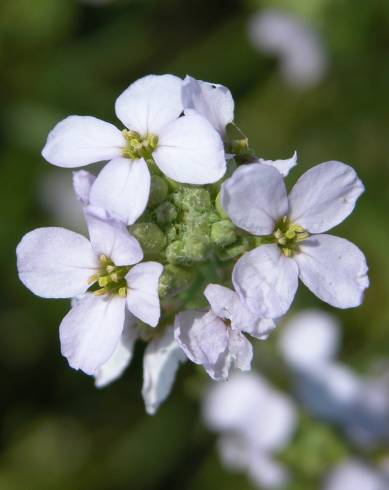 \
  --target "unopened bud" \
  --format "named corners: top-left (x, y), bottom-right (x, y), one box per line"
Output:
top-left (211, 219), bottom-right (237, 247)
top-left (130, 222), bottom-right (166, 258)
